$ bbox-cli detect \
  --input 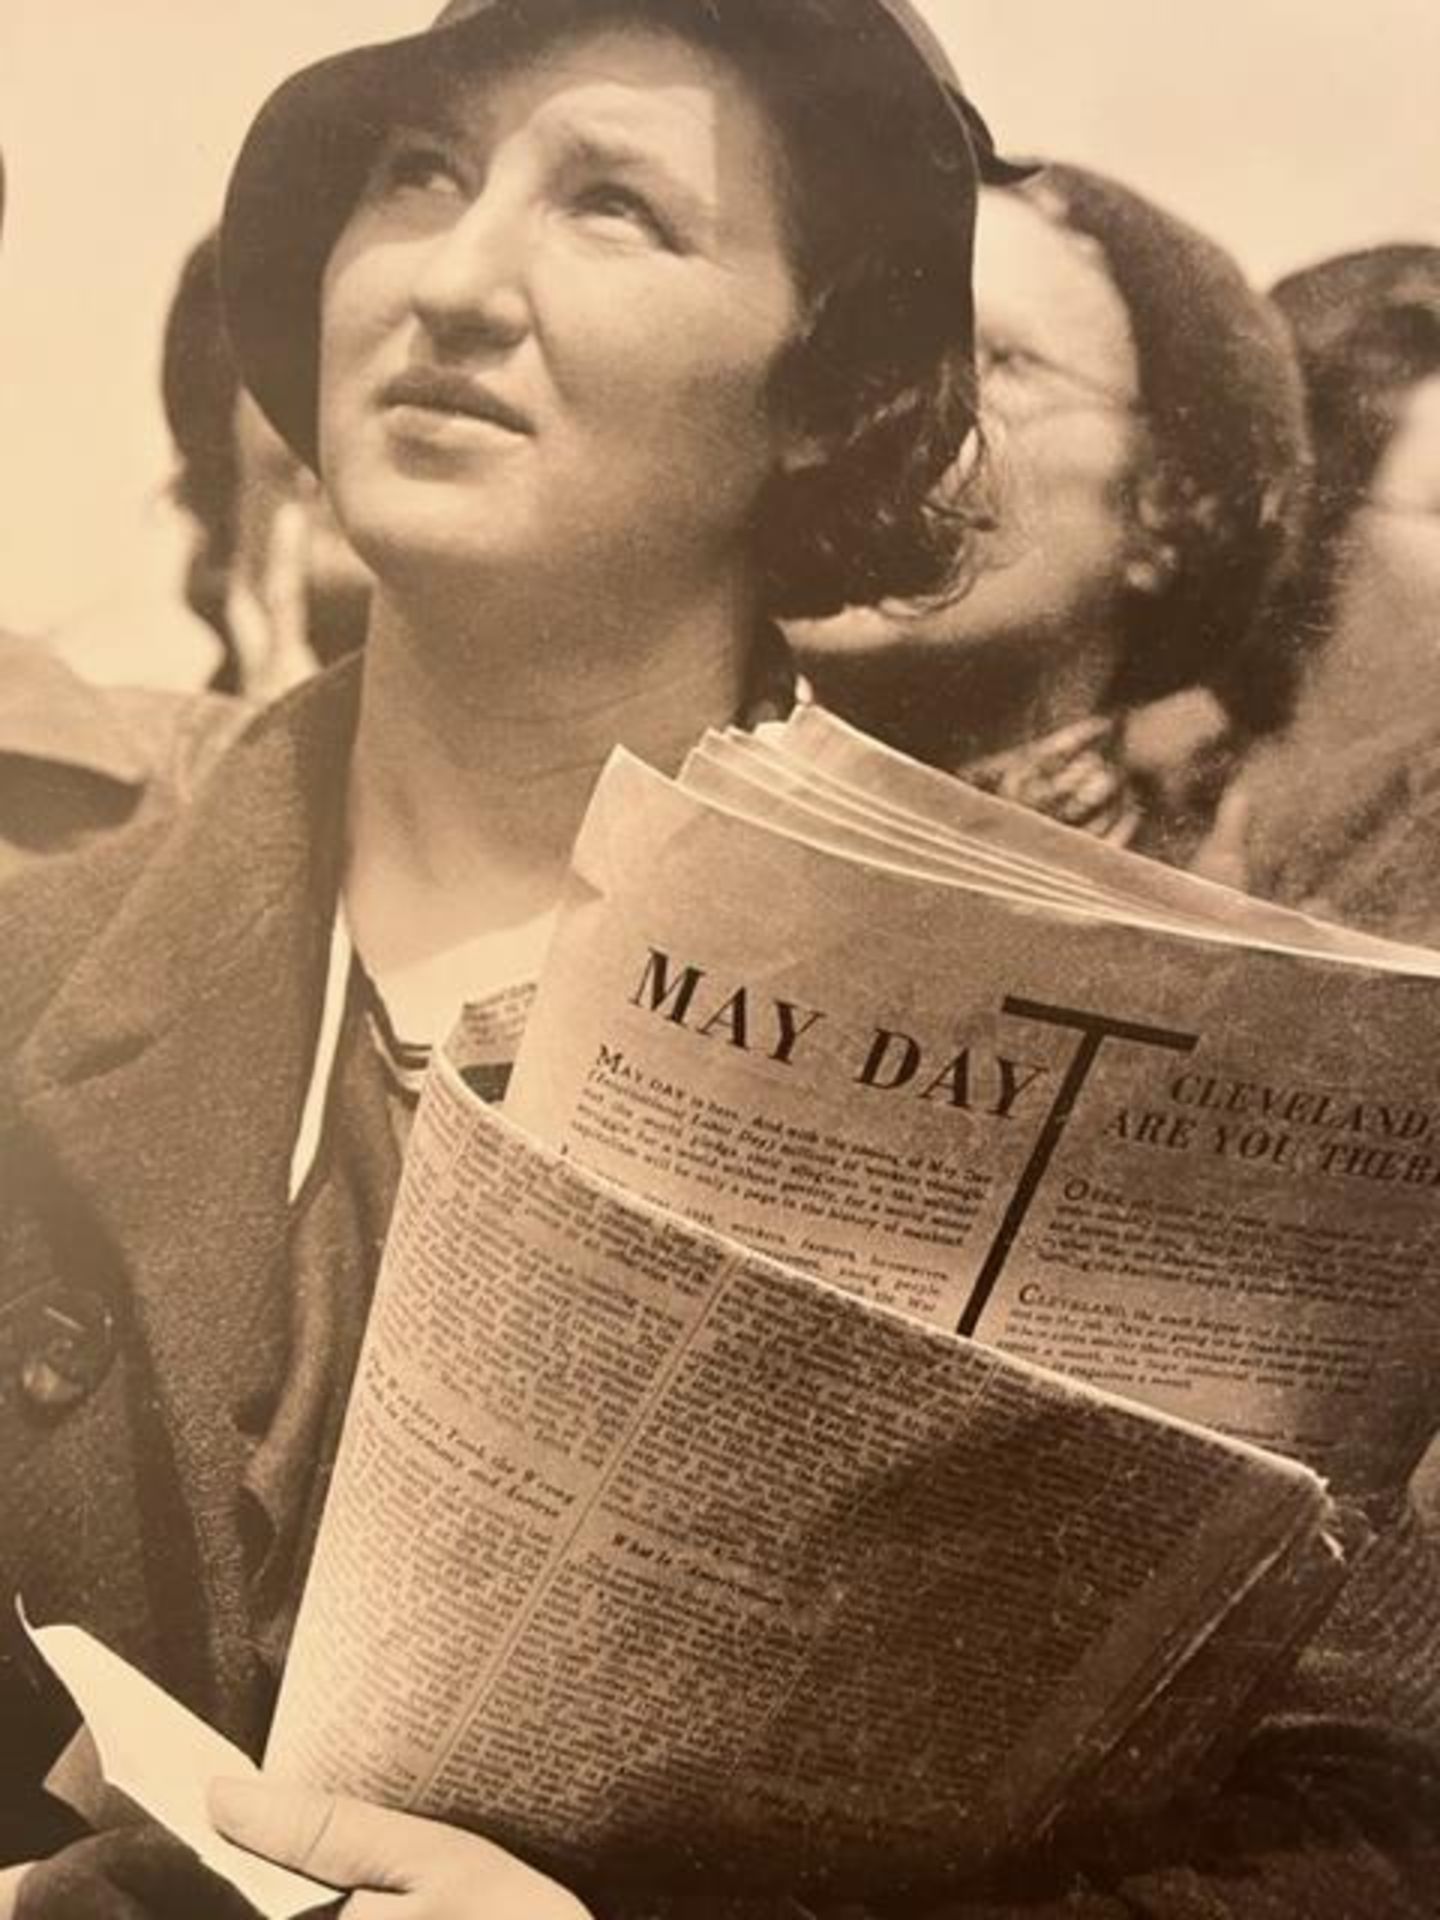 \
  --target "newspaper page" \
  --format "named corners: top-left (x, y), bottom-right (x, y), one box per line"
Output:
top-left (686, 735), bottom-right (1170, 922)
top-left (682, 735), bottom-right (1210, 935)
top-left (504, 752), bottom-right (1440, 1497)
top-left (706, 729), bottom-right (1159, 917)
top-left (264, 1045), bottom-right (1334, 1892)
top-left (682, 732), bottom-right (1440, 981)
top-left (766, 708), bottom-right (1440, 965)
